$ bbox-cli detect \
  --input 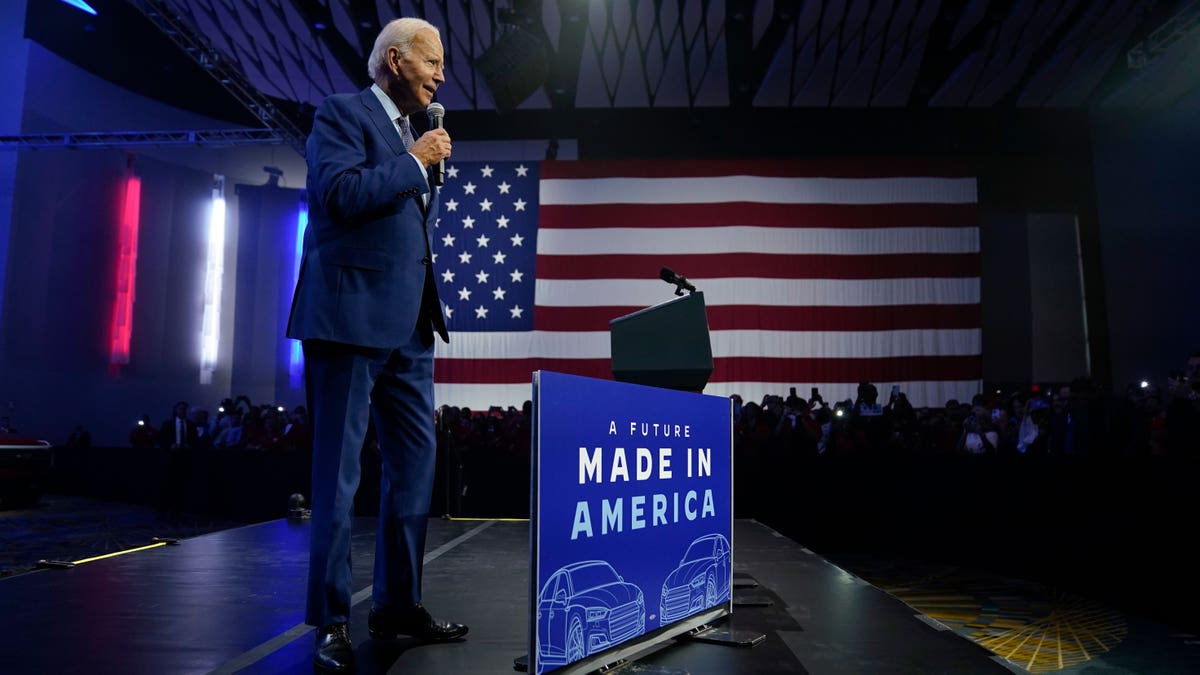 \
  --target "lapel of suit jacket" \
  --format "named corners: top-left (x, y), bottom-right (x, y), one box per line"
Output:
top-left (360, 88), bottom-right (405, 157)
top-left (361, 88), bottom-right (436, 218)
